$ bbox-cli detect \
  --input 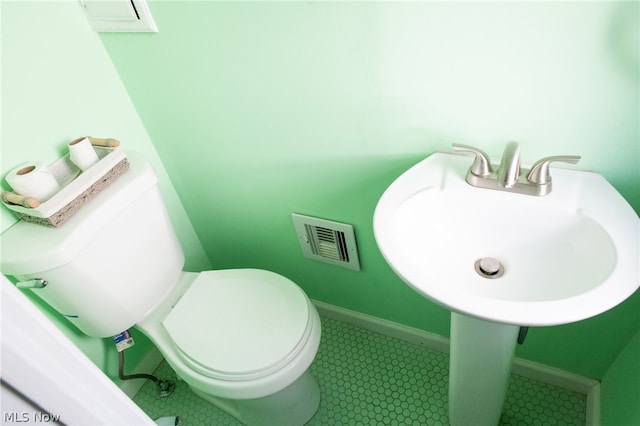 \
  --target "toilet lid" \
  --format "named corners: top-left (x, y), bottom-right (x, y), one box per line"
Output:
top-left (162, 269), bottom-right (311, 380)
